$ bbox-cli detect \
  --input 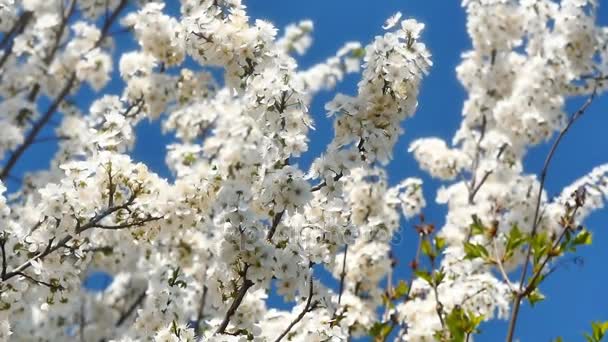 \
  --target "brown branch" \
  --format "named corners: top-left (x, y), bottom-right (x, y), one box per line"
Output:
top-left (266, 210), bottom-right (284, 242)
top-left (116, 290), bottom-right (147, 327)
top-left (194, 285), bottom-right (208, 337)
top-left (43, 0), bottom-right (77, 66)
top-left (216, 265), bottom-right (254, 334)
top-left (74, 191), bottom-right (139, 234)
top-left (31, 135), bottom-right (71, 144)
top-left (0, 73), bottom-right (77, 181)
top-left (0, 0), bottom-right (128, 182)
top-left (14, 271), bottom-right (64, 291)
top-left (505, 90), bottom-right (597, 342)
top-left (106, 163), bottom-right (115, 208)
top-left (274, 270), bottom-right (316, 342)
top-left (432, 284), bottom-right (446, 330)
top-left (98, 0), bottom-right (129, 48)
top-left (311, 172), bottom-right (343, 192)
top-left (79, 300), bottom-right (86, 342)
top-left (92, 216), bottom-right (163, 230)
top-left (1, 190), bottom-right (150, 282)
top-left (0, 12), bottom-right (31, 49)
top-left (1, 235), bottom-right (72, 281)
top-left (519, 203), bottom-right (581, 299)
top-left (0, 236), bottom-right (7, 279)
top-left (337, 245), bottom-right (348, 305)
top-left (0, 11), bottom-right (32, 70)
